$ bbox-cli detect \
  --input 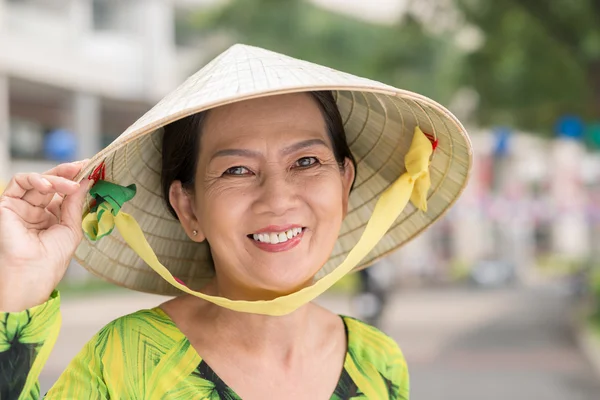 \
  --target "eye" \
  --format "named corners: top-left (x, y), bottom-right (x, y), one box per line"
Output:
top-left (223, 166), bottom-right (252, 176)
top-left (294, 157), bottom-right (319, 168)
